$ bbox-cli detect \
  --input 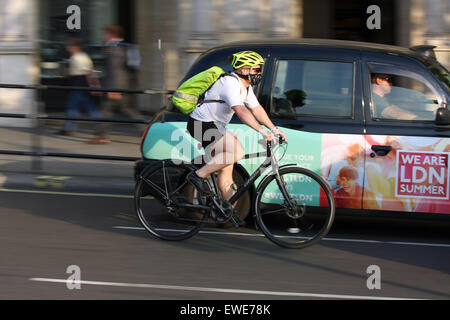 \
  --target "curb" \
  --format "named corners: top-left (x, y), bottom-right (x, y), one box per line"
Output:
top-left (0, 172), bottom-right (135, 196)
